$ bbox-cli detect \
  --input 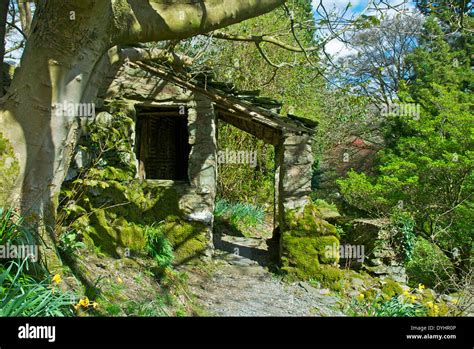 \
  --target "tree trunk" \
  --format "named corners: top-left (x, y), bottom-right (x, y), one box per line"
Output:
top-left (1, 1), bottom-right (112, 268)
top-left (17, 0), bottom-right (32, 37)
top-left (0, 0), bottom-right (9, 97)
